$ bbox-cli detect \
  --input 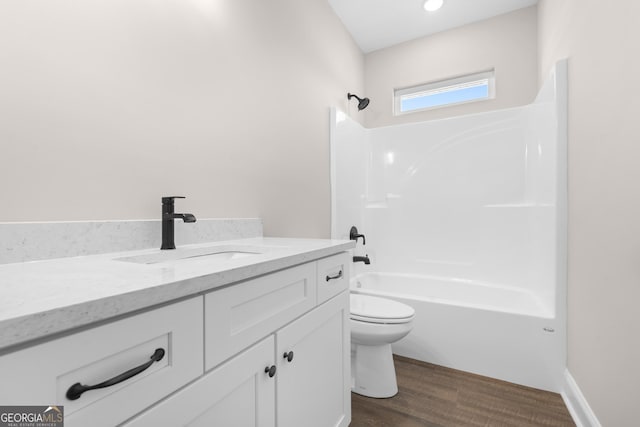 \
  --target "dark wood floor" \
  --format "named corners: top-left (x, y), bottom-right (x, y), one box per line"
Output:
top-left (351, 356), bottom-right (575, 427)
